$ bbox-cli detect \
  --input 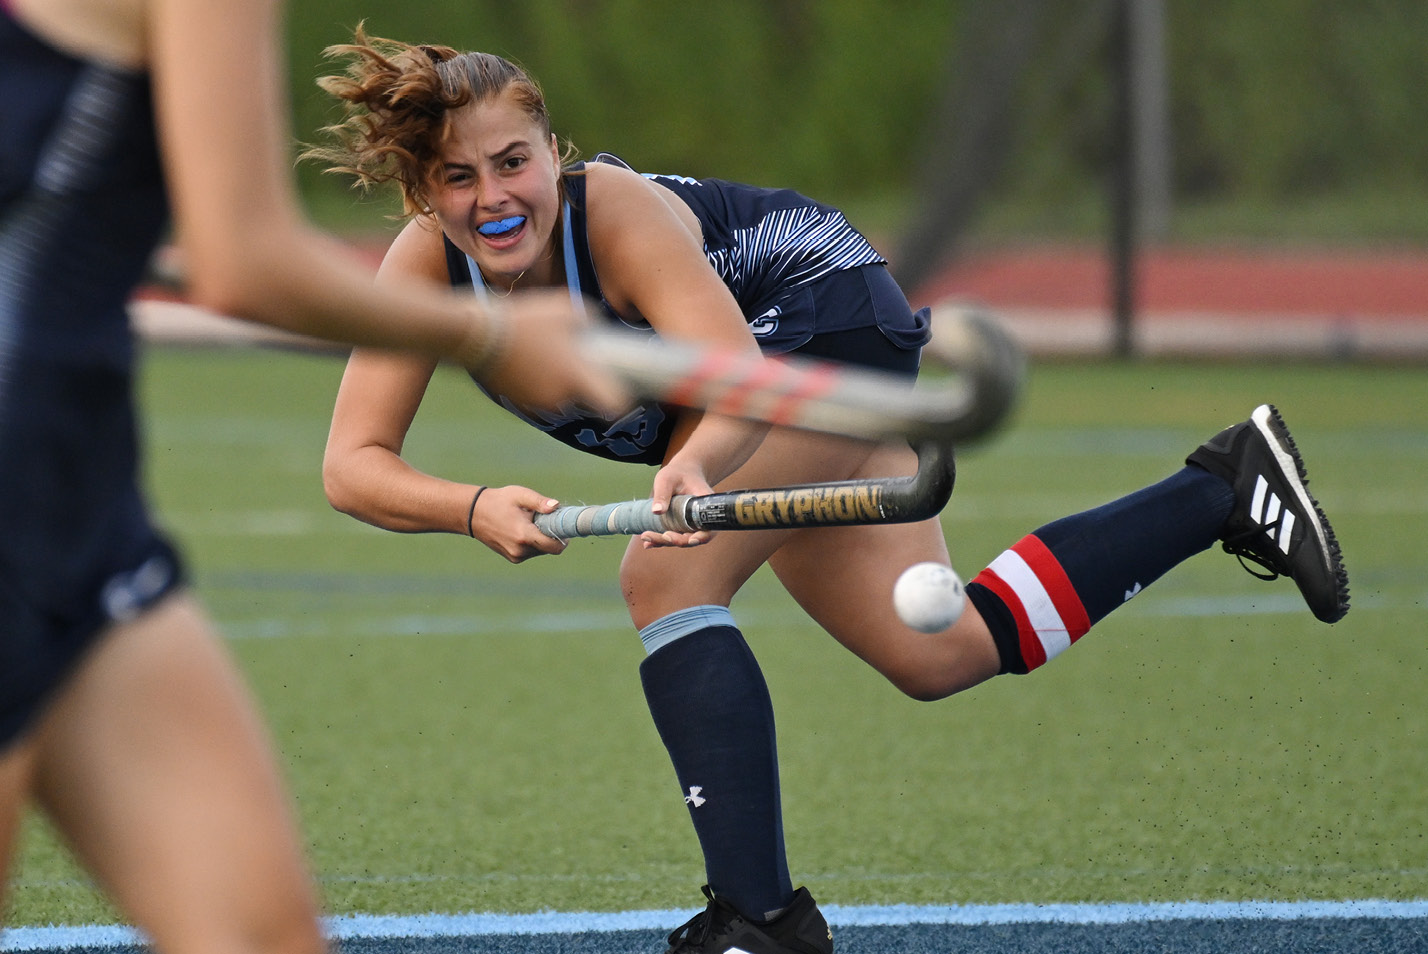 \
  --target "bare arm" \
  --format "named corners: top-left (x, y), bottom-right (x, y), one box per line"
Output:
top-left (143, 0), bottom-right (624, 414)
top-left (322, 221), bottom-right (567, 563)
top-left (584, 163), bottom-right (771, 530)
